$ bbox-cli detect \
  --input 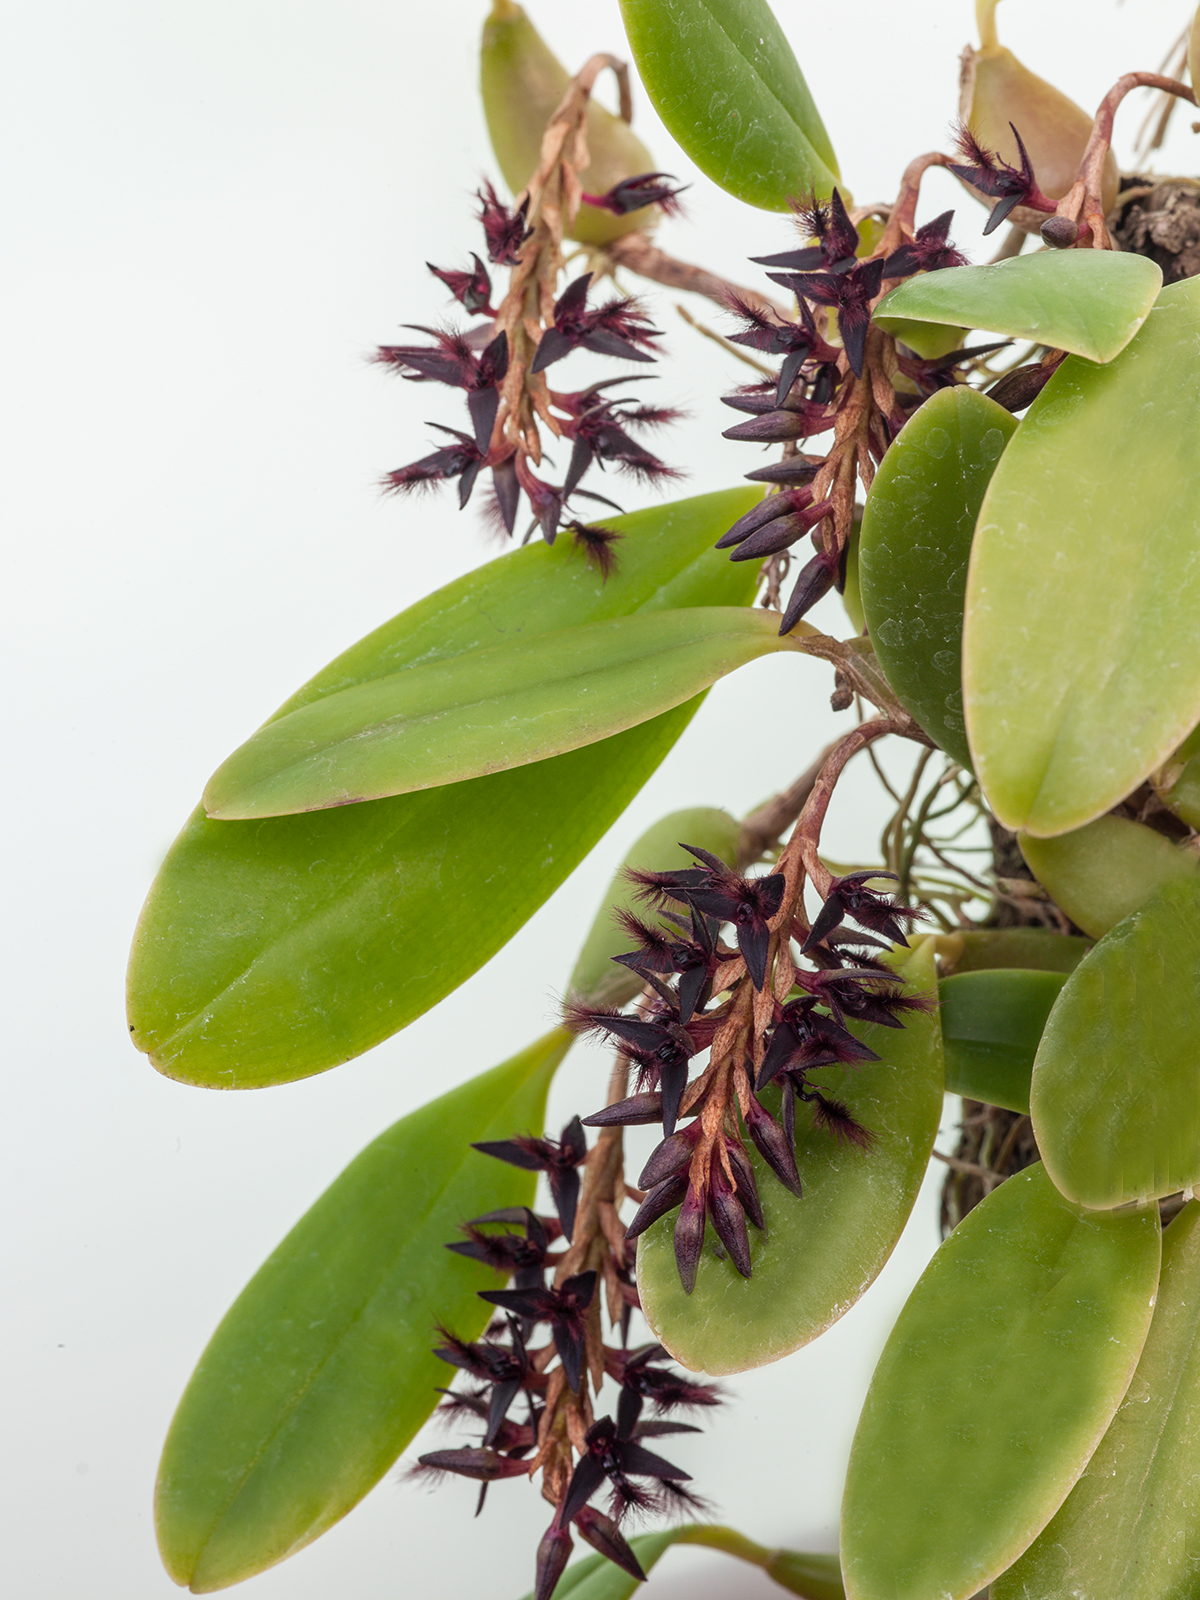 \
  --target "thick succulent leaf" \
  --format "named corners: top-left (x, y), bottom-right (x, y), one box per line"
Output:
top-left (940, 969), bottom-right (1066, 1113)
top-left (995, 1201), bottom-right (1200, 1600)
top-left (1031, 875), bottom-right (1200, 1209)
top-left (874, 251), bottom-right (1161, 364)
top-left (155, 1032), bottom-right (567, 1593)
top-left (617, 0), bottom-right (839, 209)
top-left (963, 278), bottom-right (1200, 836)
top-left (938, 927), bottom-right (1090, 976)
top-left (481, 1), bottom-right (657, 246)
top-left (1019, 815), bottom-right (1197, 939)
top-left (841, 1163), bottom-right (1161, 1600)
top-left (127, 489), bottom-right (759, 1088)
top-left (859, 385), bottom-right (1016, 768)
top-left (203, 609), bottom-right (803, 820)
top-left (534, 1530), bottom-right (844, 1600)
top-left (636, 940), bottom-right (943, 1375)
top-left (567, 806), bottom-right (740, 1005)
